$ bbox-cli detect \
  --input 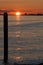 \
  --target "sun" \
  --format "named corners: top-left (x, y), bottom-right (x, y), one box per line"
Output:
top-left (16, 12), bottom-right (21, 16)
